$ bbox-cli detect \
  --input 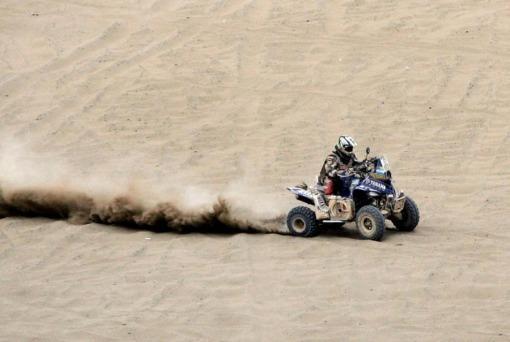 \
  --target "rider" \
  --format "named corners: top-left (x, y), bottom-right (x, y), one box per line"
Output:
top-left (313, 135), bottom-right (361, 213)
top-left (313, 135), bottom-right (361, 216)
